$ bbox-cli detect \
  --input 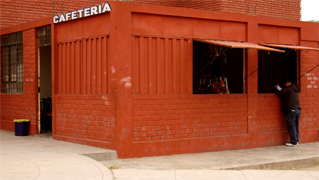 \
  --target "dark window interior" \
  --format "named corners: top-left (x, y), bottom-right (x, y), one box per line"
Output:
top-left (0, 32), bottom-right (23, 94)
top-left (258, 48), bottom-right (298, 93)
top-left (193, 40), bottom-right (244, 94)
